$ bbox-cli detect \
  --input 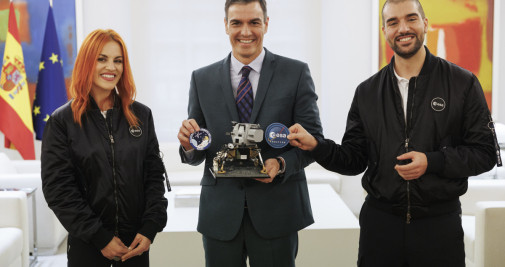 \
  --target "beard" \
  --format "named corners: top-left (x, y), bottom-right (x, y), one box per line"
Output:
top-left (390, 34), bottom-right (424, 59)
